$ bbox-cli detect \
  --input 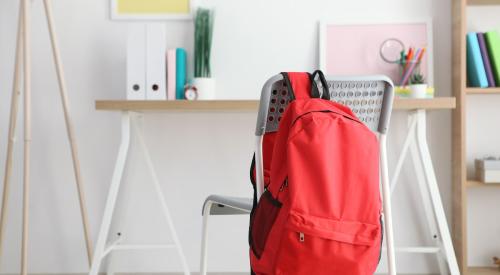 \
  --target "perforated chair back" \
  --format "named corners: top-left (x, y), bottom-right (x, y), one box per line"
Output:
top-left (255, 74), bottom-right (394, 136)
